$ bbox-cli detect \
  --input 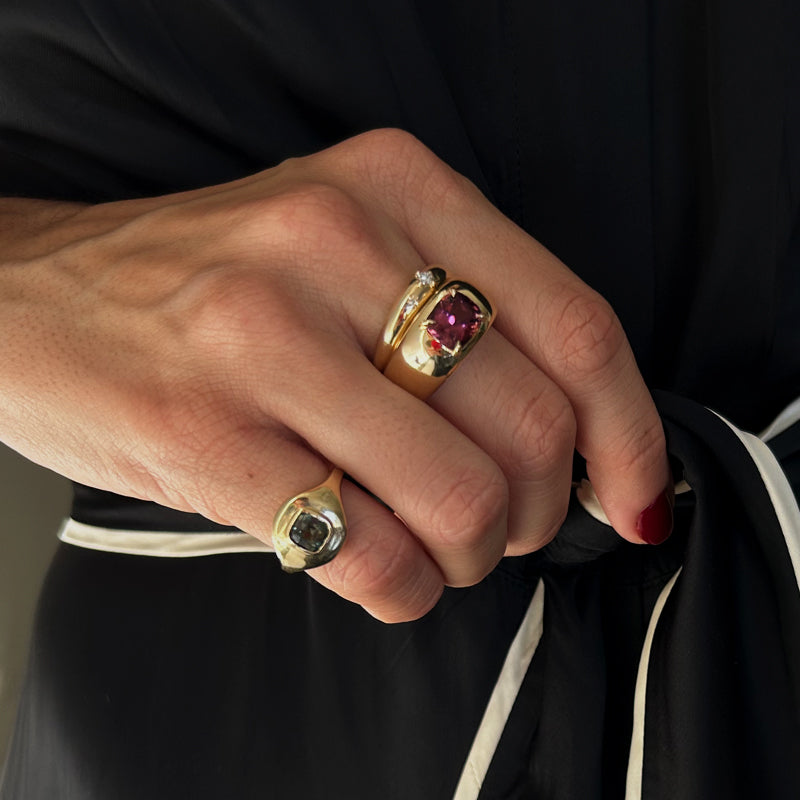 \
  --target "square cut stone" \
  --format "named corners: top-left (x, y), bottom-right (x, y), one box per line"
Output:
top-left (425, 292), bottom-right (482, 352)
top-left (289, 511), bottom-right (330, 552)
